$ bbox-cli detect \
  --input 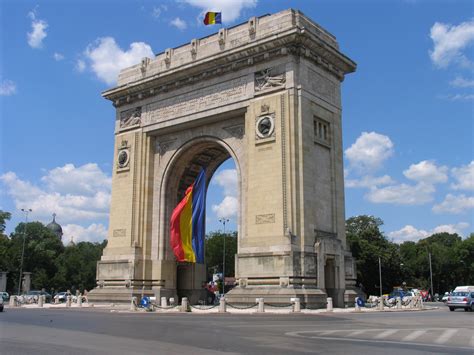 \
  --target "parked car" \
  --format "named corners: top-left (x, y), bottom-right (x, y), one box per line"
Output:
top-left (446, 286), bottom-right (474, 312)
top-left (0, 291), bottom-right (9, 301)
top-left (25, 290), bottom-right (52, 303)
top-left (0, 296), bottom-right (3, 312)
top-left (442, 292), bottom-right (451, 303)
